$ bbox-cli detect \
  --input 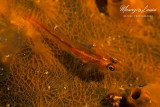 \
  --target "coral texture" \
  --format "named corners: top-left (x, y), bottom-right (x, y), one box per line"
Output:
top-left (0, 0), bottom-right (160, 107)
